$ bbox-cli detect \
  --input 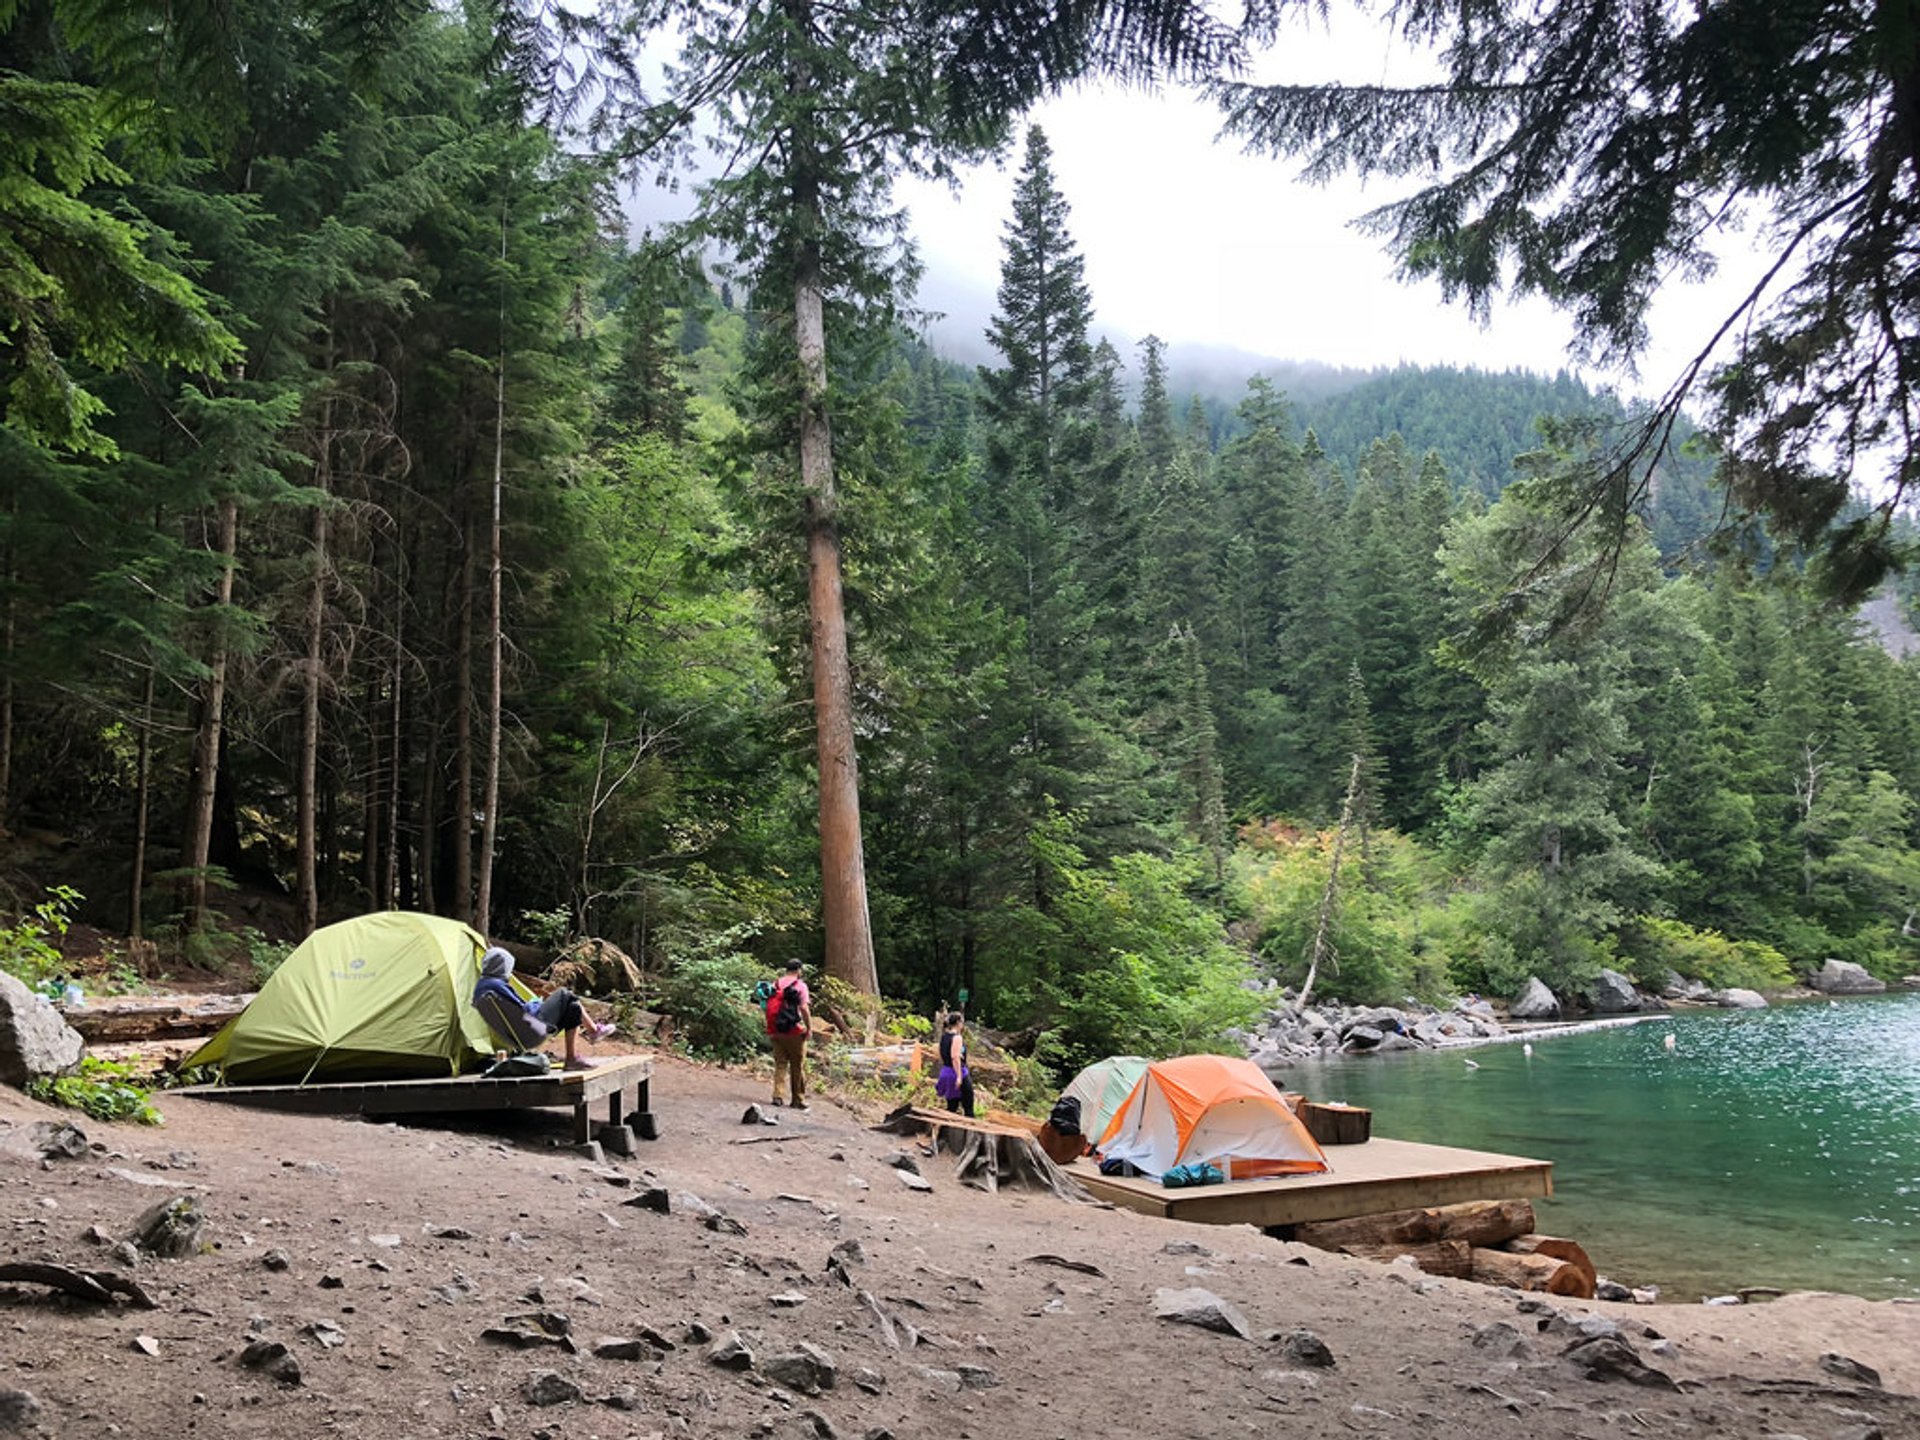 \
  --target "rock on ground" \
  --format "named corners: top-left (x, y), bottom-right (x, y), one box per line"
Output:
top-left (1153, 1286), bottom-right (1252, 1340)
top-left (0, 972), bottom-right (84, 1088)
